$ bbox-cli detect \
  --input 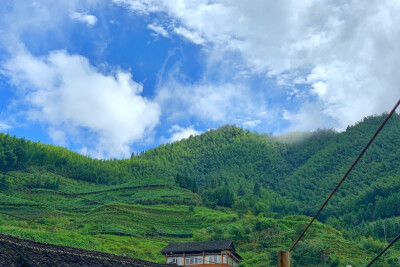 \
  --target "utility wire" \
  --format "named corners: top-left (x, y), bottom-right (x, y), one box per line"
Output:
top-left (290, 98), bottom-right (400, 252)
top-left (366, 233), bottom-right (400, 267)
